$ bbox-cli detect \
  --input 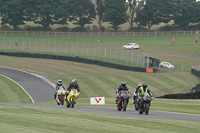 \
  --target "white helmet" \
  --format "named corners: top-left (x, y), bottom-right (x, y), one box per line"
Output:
top-left (72, 79), bottom-right (77, 84)
top-left (57, 79), bottom-right (62, 86)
